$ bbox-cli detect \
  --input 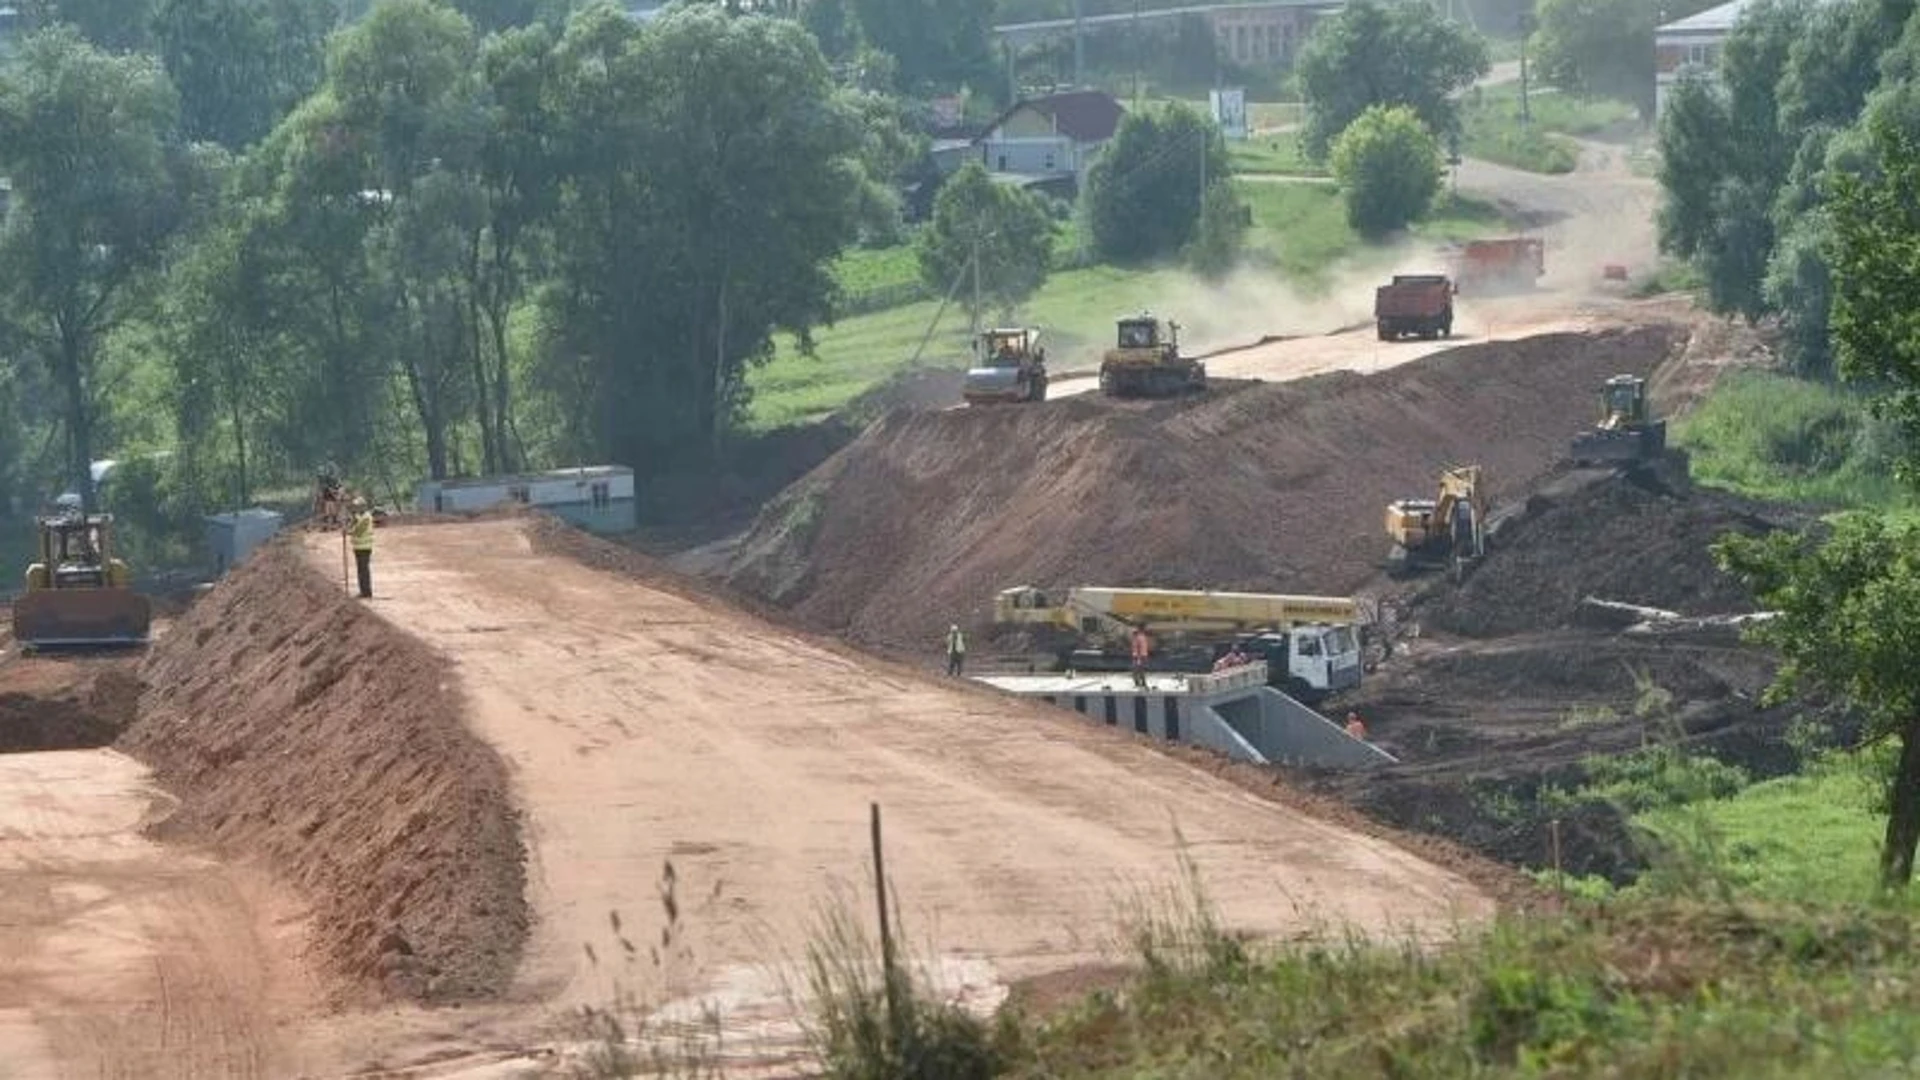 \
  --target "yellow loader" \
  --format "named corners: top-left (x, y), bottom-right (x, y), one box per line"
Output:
top-left (12, 511), bottom-right (152, 650)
